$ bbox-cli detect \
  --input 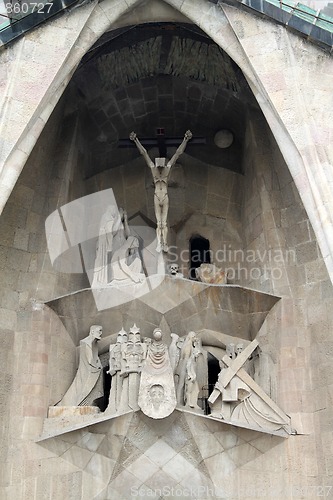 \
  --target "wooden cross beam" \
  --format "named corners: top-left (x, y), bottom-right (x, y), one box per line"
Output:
top-left (221, 339), bottom-right (259, 388)
top-left (221, 354), bottom-right (289, 423)
top-left (118, 128), bottom-right (206, 157)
